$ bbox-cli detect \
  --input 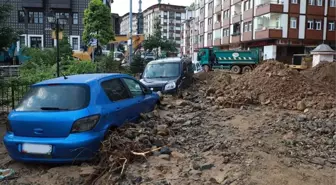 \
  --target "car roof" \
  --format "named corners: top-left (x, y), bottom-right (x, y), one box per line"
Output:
top-left (147, 57), bottom-right (183, 65)
top-left (34, 73), bottom-right (130, 86)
